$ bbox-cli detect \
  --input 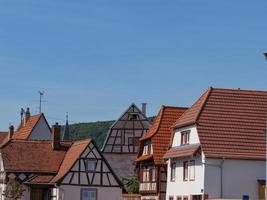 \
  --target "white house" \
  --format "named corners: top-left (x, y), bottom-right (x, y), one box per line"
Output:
top-left (164, 87), bottom-right (266, 200)
top-left (0, 123), bottom-right (124, 200)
